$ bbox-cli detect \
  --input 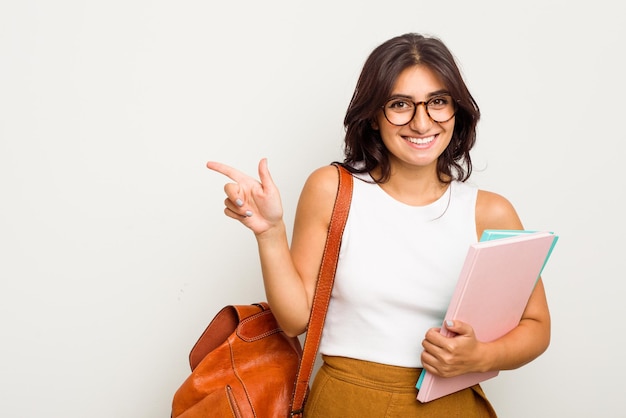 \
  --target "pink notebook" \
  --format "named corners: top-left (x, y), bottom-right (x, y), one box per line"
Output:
top-left (416, 231), bottom-right (557, 403)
